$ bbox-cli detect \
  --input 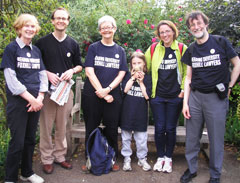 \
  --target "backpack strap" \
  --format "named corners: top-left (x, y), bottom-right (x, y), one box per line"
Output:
top-left (178, 42), bottom-right (184, 56)
top-left (150, 42), bottom-right (158, 60)
top-left (86, 127), bottom-right (100, 158)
